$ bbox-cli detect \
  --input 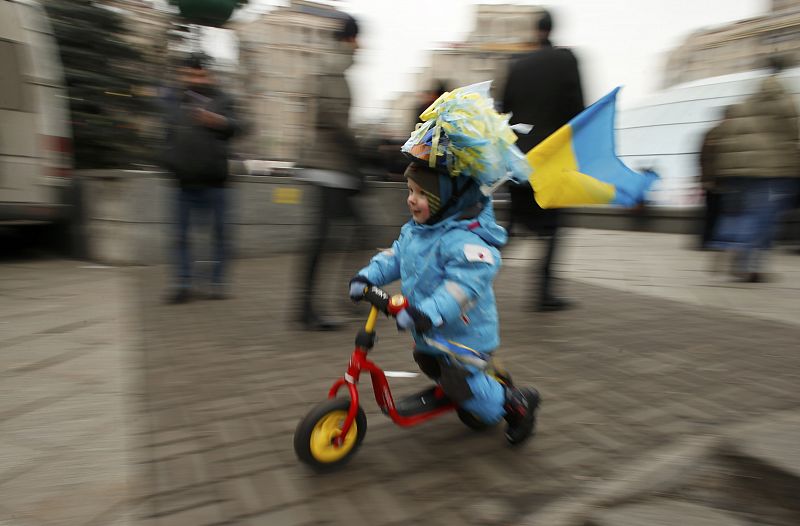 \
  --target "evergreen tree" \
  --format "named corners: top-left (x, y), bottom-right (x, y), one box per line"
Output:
top-left (43, 0), bottom-right (153, 168)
